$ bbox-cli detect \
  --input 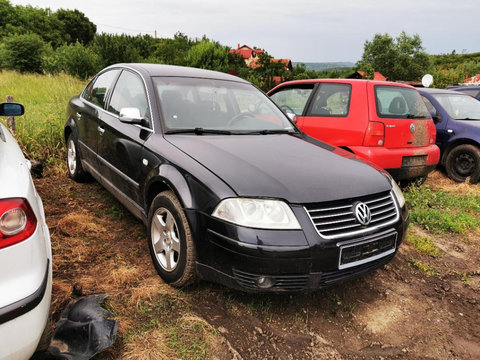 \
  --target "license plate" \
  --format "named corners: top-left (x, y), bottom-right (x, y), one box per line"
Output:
top-left (402, 155), bottom-right (427, 167)
top-left (338, 233), bottom-right (397, 270)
